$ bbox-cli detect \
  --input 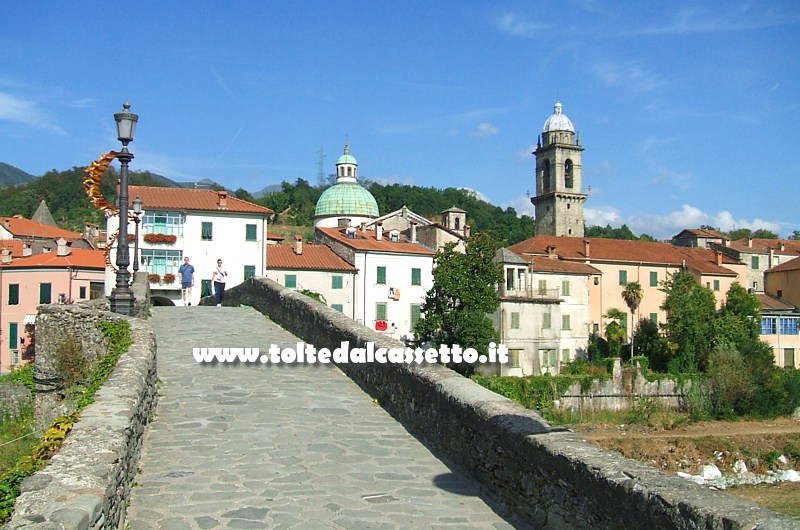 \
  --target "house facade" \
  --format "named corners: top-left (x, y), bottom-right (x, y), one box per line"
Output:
top-left (756, 292), bottom-right (800, 369)
top-left (712, 238), bottom-right (800, 293)
top-left (0, 244), bottom-right (105, 374)
top-left (106, 186), bottom-right (273, 306)
top-left (265, 236), bottom-right (357, 316)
